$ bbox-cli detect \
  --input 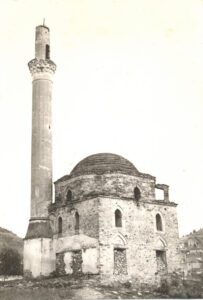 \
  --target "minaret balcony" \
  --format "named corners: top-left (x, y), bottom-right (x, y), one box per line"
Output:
top-left (28, 58), bottom-right (56, 76)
